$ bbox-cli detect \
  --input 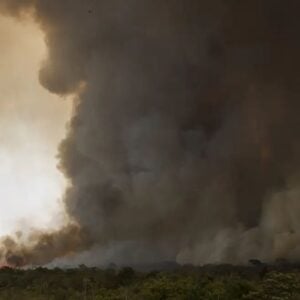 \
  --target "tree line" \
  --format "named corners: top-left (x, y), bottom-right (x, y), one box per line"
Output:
top-left (0, 262), bottom-right (300, 299)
